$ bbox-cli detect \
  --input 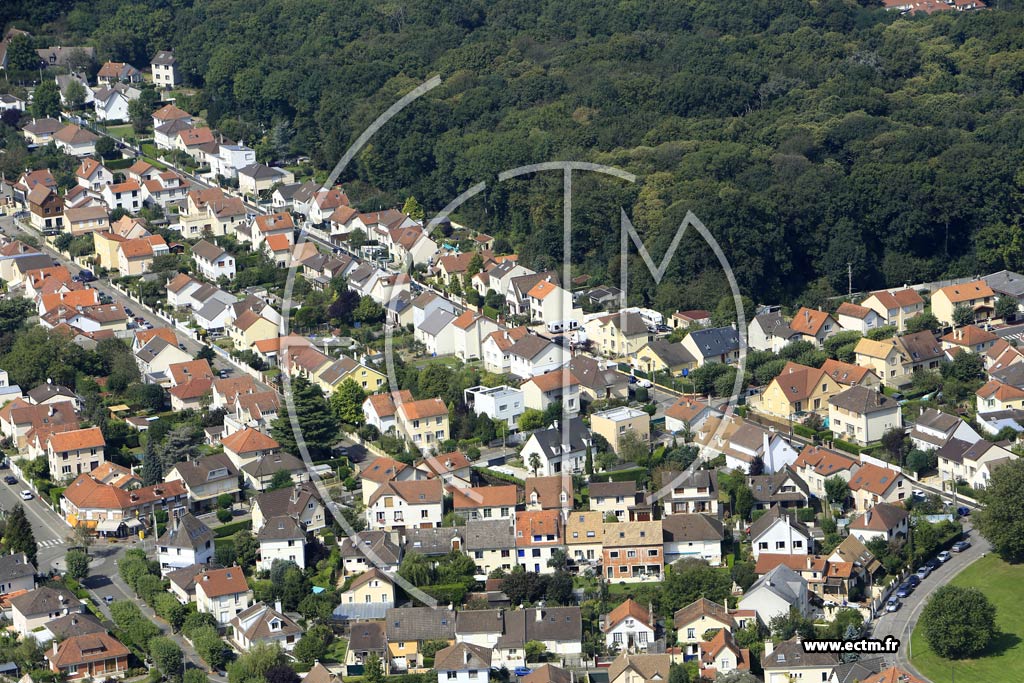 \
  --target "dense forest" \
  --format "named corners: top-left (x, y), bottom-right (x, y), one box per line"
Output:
top-left (4, 0), bottom-right (1024, 310)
